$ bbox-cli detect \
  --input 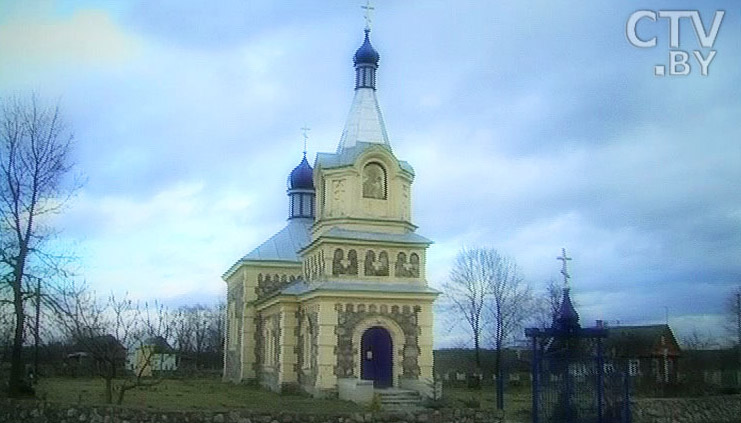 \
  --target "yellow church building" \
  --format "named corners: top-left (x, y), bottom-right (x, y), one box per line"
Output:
top-left (222, 28), bottom-right (438, 402)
